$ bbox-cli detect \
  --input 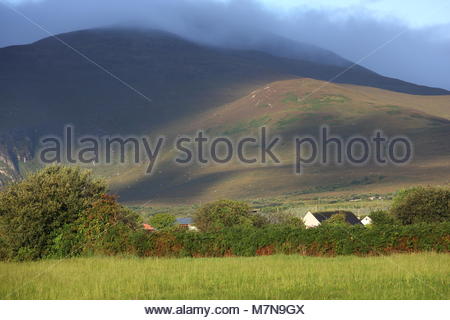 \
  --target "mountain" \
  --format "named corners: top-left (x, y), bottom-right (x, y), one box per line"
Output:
top-left (0, 131), bottom-right (35, 186)
top-left (192, 32), bottom-right (353, 67)
top-left (0, 27), bottom-right (449, 197)
top-left (1, 27), bottom-right (448, 134)
top-left (109, 78), bottom-right (450, 204)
